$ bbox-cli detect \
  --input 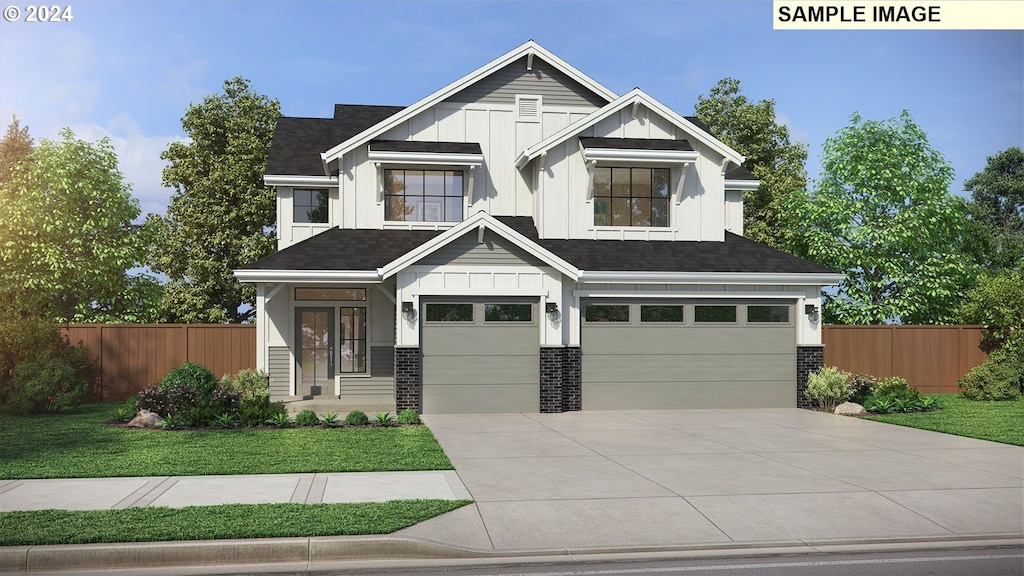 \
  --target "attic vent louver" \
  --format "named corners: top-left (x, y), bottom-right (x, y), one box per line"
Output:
top-left (516, 95), bottom-right (541, 123)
